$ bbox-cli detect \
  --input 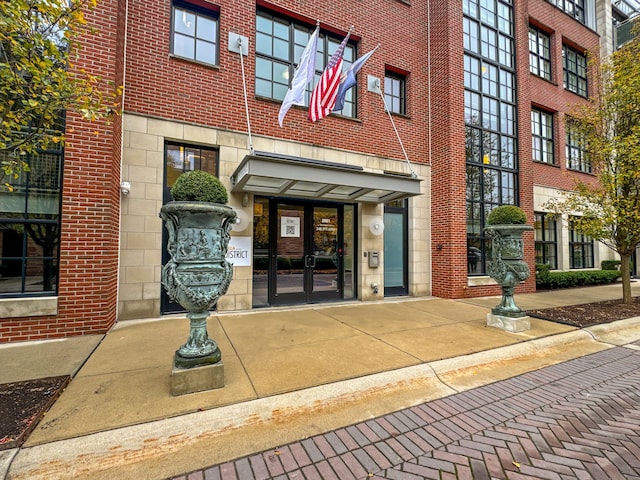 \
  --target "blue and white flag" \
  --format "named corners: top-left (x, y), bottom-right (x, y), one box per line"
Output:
top-left (278, 26), bottom-right (319, 127)
top-left (333, 46), bottom-right (377, 111)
